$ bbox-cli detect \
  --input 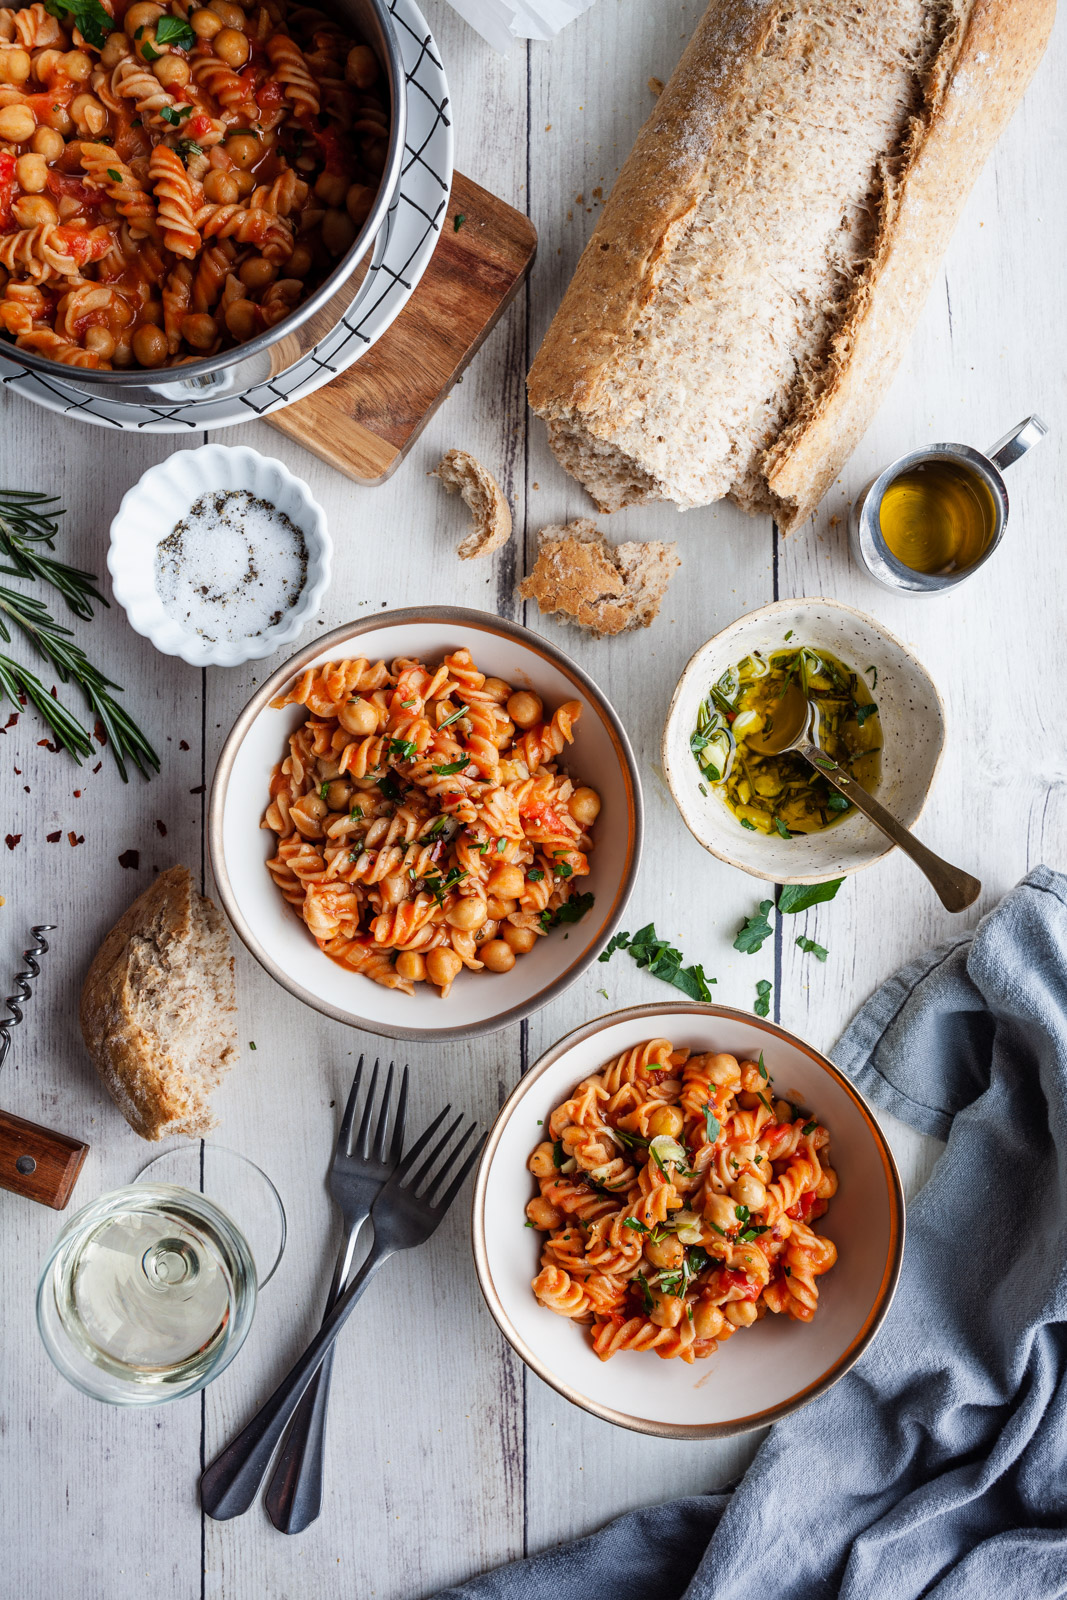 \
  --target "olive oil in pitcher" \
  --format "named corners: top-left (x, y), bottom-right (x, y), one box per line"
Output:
top-left (878, 459), bottom-right (997, 576)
